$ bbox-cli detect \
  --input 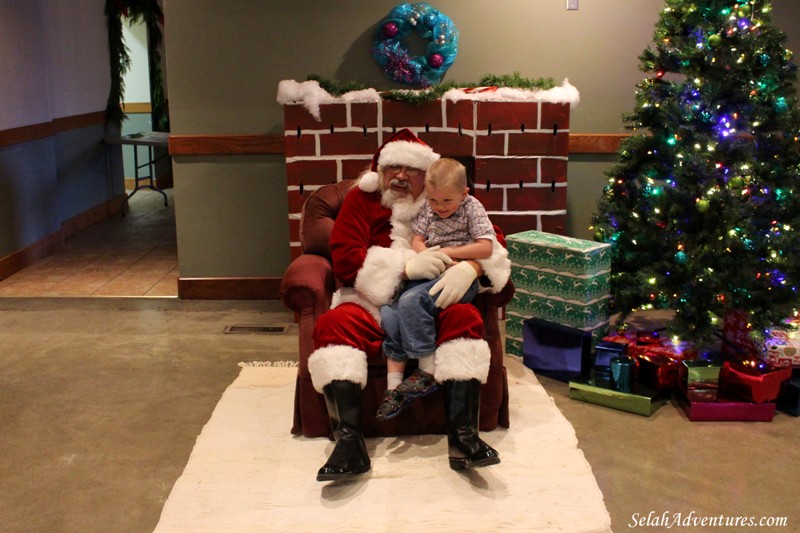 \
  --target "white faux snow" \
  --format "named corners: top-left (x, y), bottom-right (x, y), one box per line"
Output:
top-left (277, 78), bottom-right (579, 121)
top-left (276, 79), bottom-right (380, 120)
top-left (443, 78), bottom-right (580, 109)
